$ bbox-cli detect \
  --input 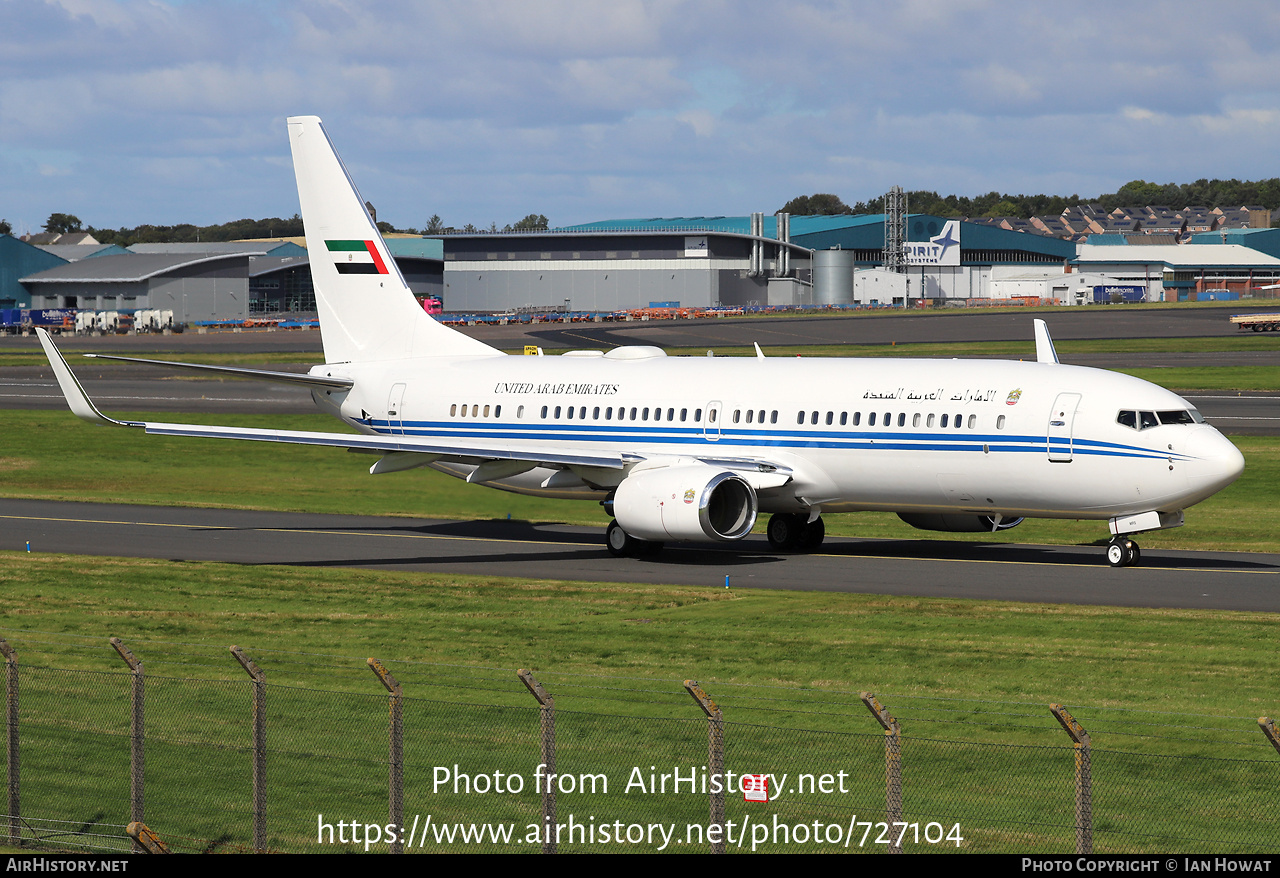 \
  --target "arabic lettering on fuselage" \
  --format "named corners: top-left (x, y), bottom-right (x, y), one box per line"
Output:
top-left (865, 387), bottom-right (999, 404)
